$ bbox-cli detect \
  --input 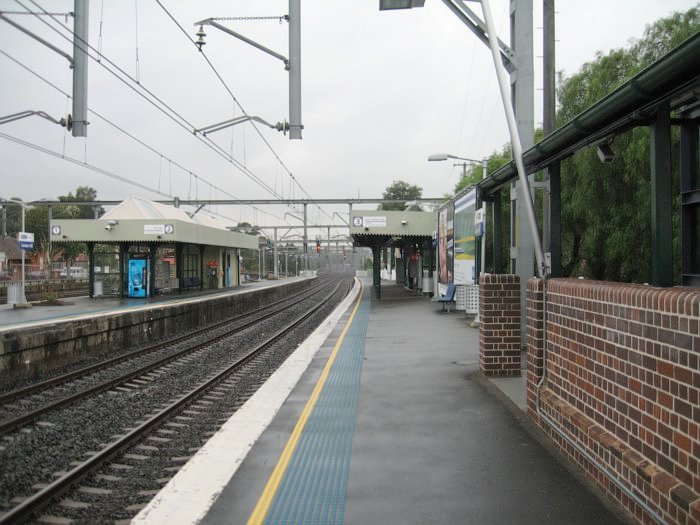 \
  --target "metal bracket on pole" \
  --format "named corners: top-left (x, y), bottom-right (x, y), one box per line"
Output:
top-left (0, 110), bottom-right (72, 129)
top-left (195, 1), bottom-right (302, 140)
top-left (441, 0), bottom-right (517, 73)
top-left (0, 12), bottom-right (74, 66)
top-left (195, 115), bottom-right (289, 136)
top-left (195, 18), bottom-right (290, 69)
